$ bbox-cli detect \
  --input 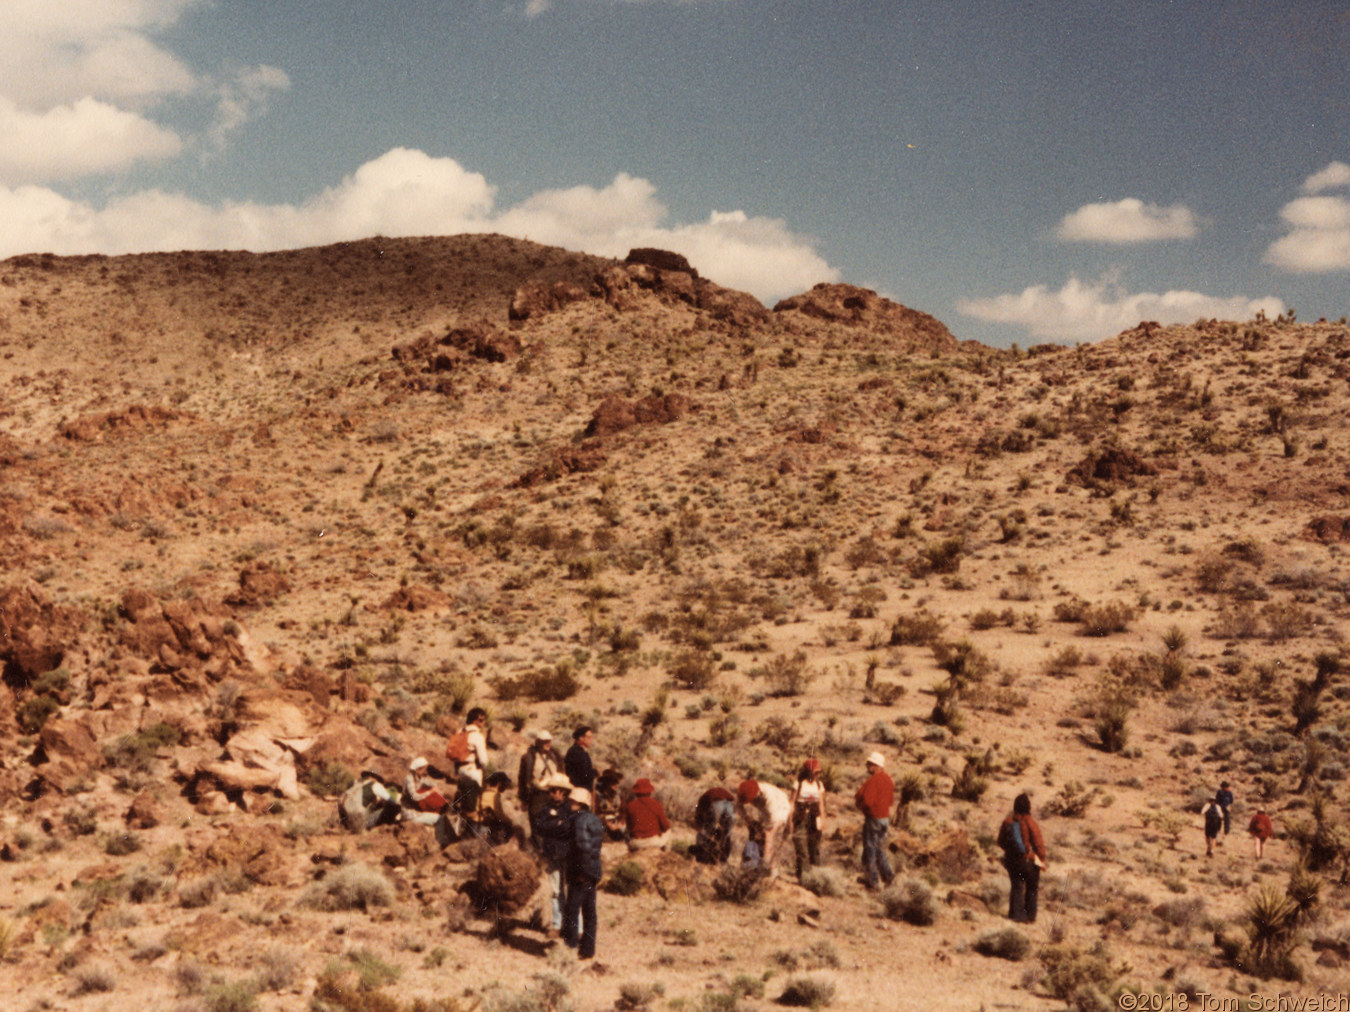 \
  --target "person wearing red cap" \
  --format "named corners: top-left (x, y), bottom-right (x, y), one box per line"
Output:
top-left (736, 778), bottom-right (791, 875)
top-left (789, 758), bottom-right (828, 880)
top-left (624, 778), bottom-right (671, 850)
top-left (854, 752), bottom-right (895, 890)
